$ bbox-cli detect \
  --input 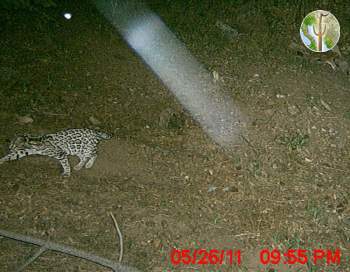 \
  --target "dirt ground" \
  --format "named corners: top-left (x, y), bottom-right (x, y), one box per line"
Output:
top-left (0, 1), bottom-right (350, 271)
